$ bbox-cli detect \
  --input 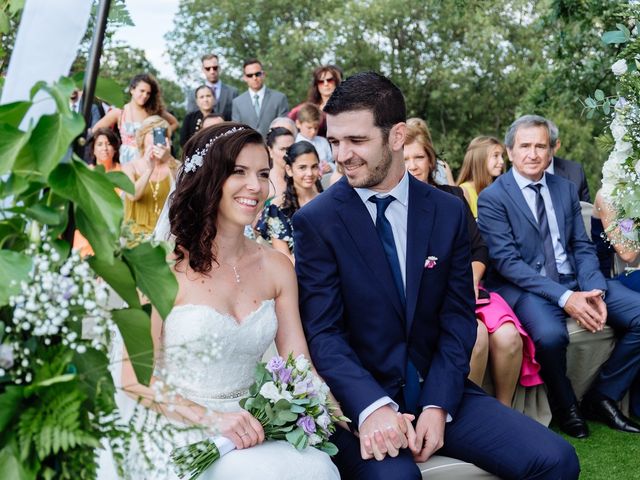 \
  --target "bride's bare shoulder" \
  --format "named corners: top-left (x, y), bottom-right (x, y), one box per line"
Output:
top-left (251, 240), bottom-right (294, 274)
